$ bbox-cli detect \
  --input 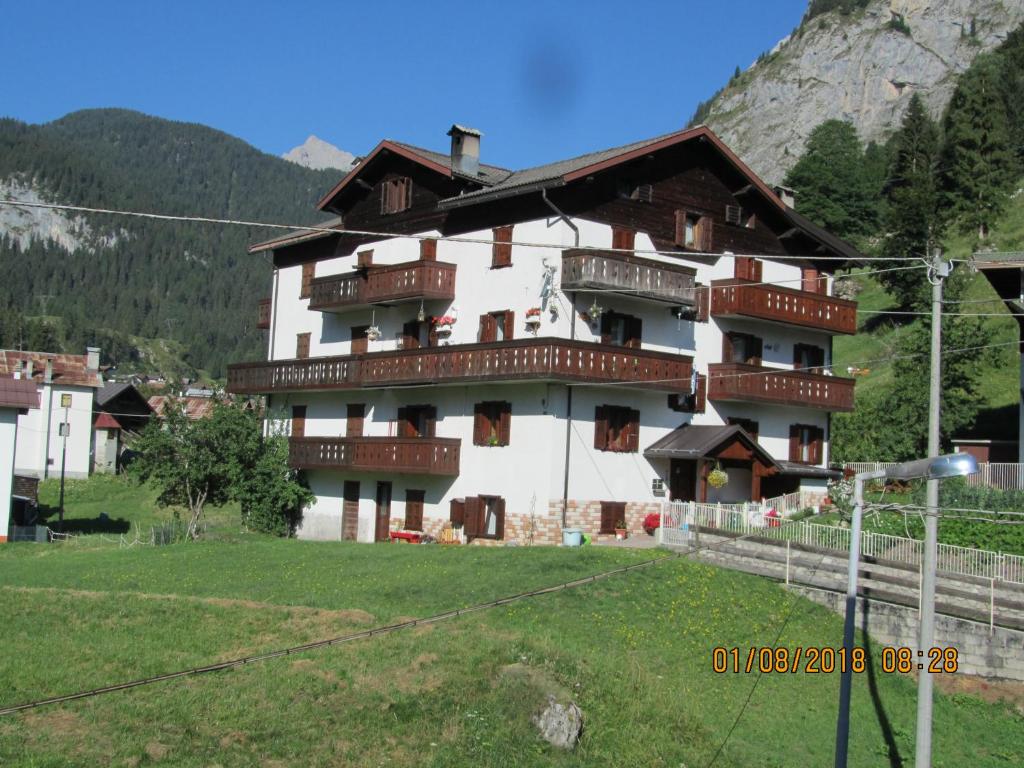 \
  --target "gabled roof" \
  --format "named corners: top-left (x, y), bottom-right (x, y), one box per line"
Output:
top-left (249, 216), bottom-right (344, 254)
top-left (0, 350), bottom-right (102, 388)
top-left (644, 424), bottom-right (778, 468)
top-left (0, 376), bottom-right (40, 410)
top-left (93, 411), bottom-right (122, 429)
